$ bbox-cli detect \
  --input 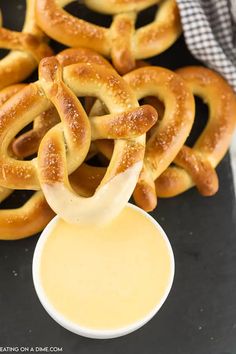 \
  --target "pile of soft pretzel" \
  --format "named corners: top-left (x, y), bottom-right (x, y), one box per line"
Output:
top-left (0, 0), bottom-right (236, 240)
